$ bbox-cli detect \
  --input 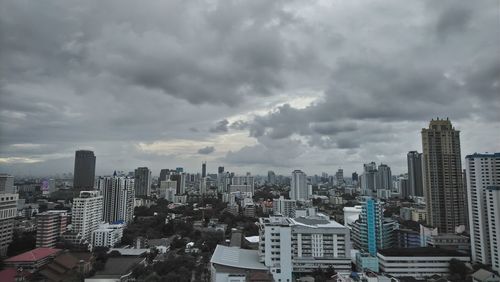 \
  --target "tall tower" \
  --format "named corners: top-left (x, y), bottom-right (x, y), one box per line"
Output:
top-left (466, 153), bottom-right (500, 272)
top-left (376, 164), bottom-right (392, 190)
top-left (73, 150), bottom-right (96, 191)
top-left (407, 151), bottom-right (424, 197)
top-left (421, 118), bottom-right (467, 233)
top-left (99, 175), bottom-right (135, 223)
top-left (202, 162), bottom-right (207, 178)
top-left (290, 170), bottom-right (307, 201)
top-left (134, 167), bottom-right (152, 197)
